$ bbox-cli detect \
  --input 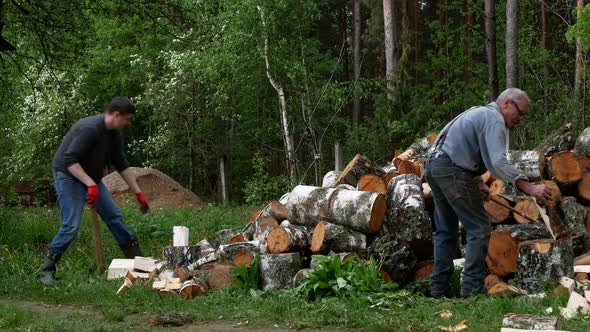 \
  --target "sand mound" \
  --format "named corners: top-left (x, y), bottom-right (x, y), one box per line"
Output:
top-left (102, 167), bottom-right (204, 209)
